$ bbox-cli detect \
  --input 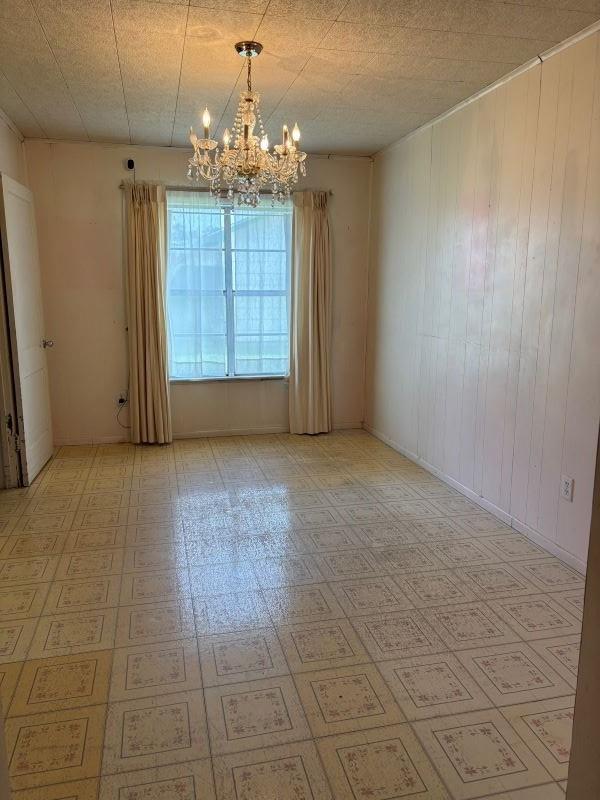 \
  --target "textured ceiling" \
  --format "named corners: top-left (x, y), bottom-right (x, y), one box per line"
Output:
top-left (0, 0), bottom-right (599, 155)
